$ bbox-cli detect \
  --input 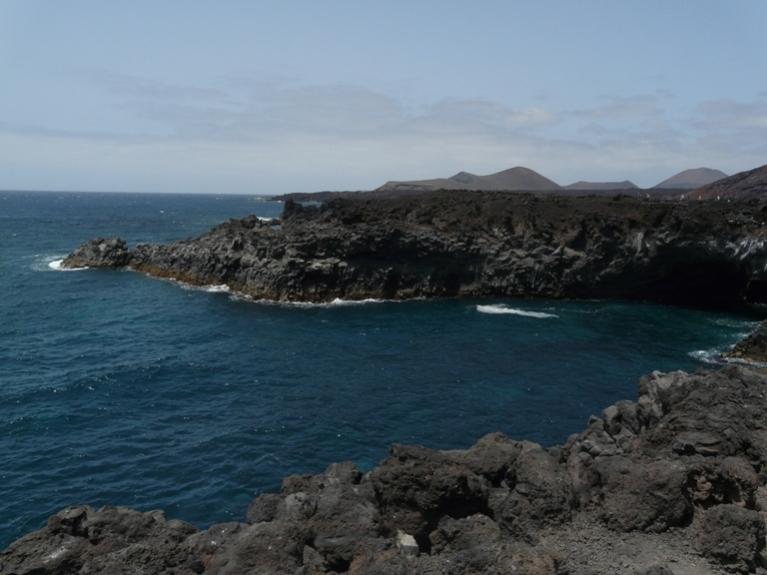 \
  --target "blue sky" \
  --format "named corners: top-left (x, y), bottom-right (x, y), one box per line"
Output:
top-left (1, 1), bottom-right (766, 193)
